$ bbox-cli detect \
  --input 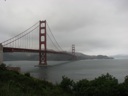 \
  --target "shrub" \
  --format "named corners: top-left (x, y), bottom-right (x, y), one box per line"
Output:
top-left (60, 76), bottom-right (74, 93)
top-left (118, 75), bottom-right (128, 96)
top-left (73, 79), bottom-right (90, 96)
top-left (124, 75), bottom-right (128, 84)
top-left (24, 72), bottom-right (30, 77)
top-left (0, 63), bottom-right (6, 70)
top-left (73, 73), bottom-right (119, 96)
